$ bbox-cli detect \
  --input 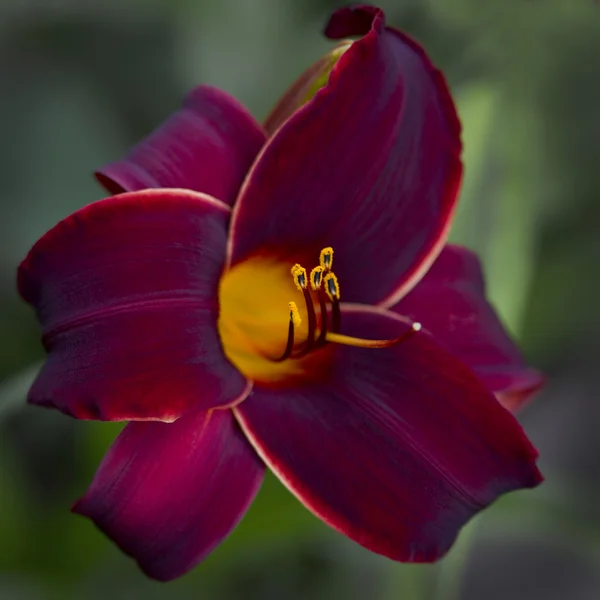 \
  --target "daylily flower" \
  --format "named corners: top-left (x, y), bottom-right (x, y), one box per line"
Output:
top-left (17, 5), bottom-right (543, 582)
